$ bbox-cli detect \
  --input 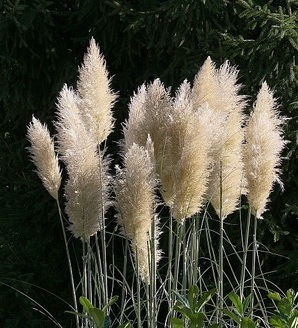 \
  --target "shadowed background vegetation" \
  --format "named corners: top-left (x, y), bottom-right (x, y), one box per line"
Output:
top-left (0, 0), bottom-right (297, 326)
